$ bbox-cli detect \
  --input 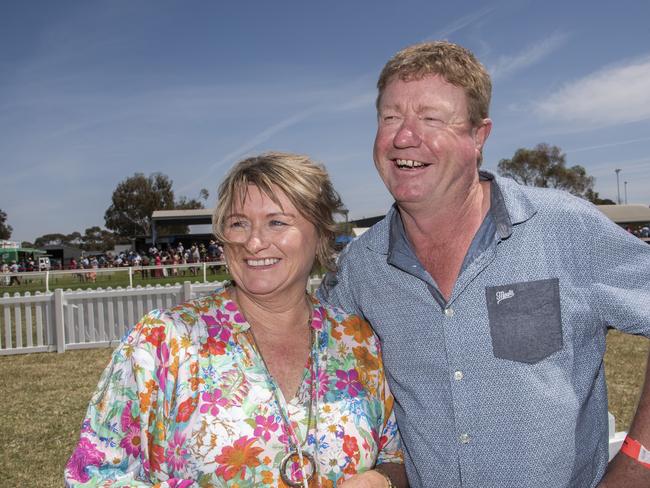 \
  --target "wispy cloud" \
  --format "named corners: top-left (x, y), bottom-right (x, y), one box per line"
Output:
top-left (187, 6), bottom-right (501, 193)
top-left (181, 105), bottom-right (323, 190)
top-left (489, 32), bottom-right (568, 81)
top-left (535, 56), bottom-right (650, 128)
top-left (426, 5), bottom-right (496, 40)
top-left (567, 136), bottom-right (650, 153)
